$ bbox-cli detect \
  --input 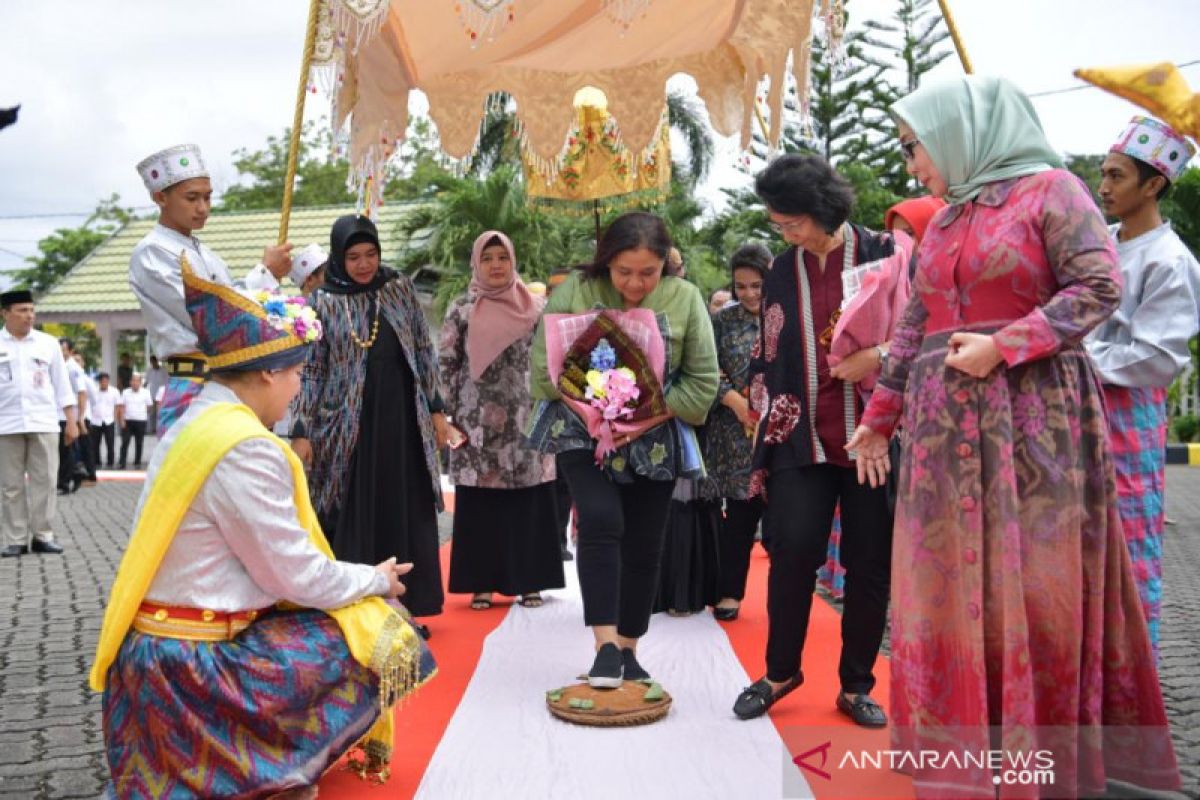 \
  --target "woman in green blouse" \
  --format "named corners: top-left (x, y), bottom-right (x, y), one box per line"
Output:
top-left (528, 212), bottom-right (719, 688)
